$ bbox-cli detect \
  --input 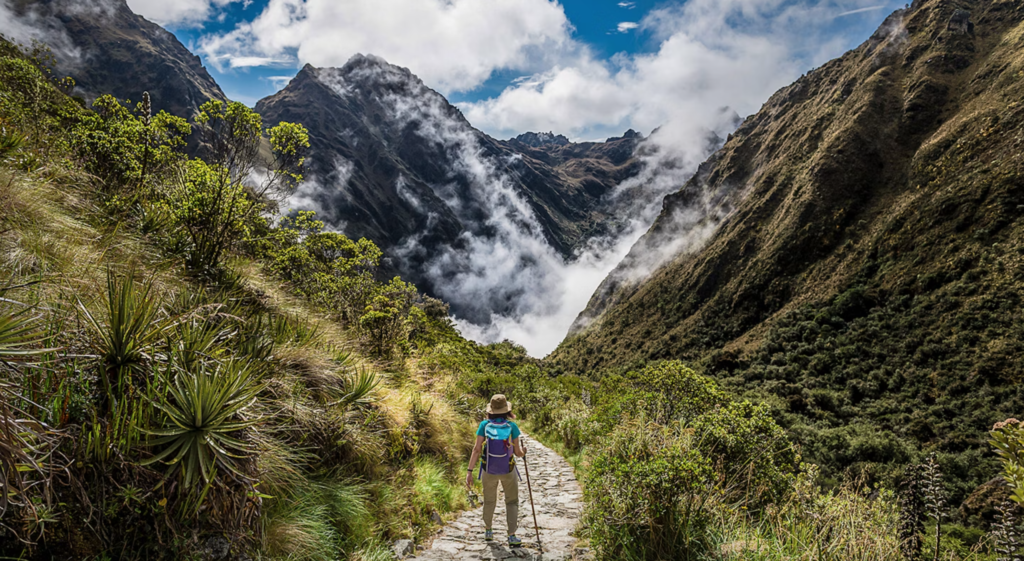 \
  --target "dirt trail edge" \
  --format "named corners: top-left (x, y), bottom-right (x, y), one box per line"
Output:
top-left (405, 434), bottom-right (584, 560)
